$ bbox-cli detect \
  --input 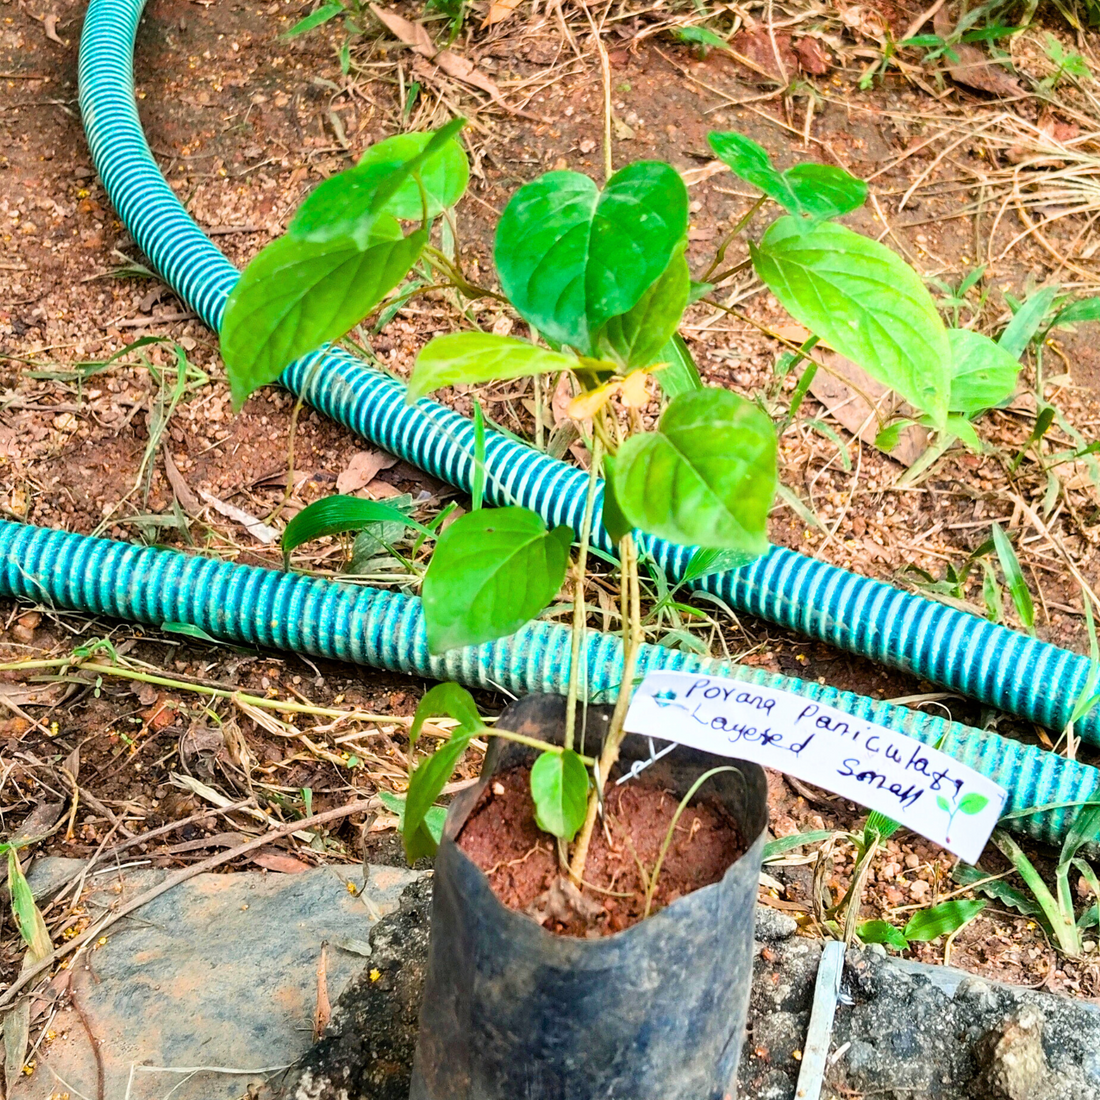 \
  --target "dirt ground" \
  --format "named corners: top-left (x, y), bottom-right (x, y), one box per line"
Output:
top-left (3, 0), bottom-right (1100, 1046)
